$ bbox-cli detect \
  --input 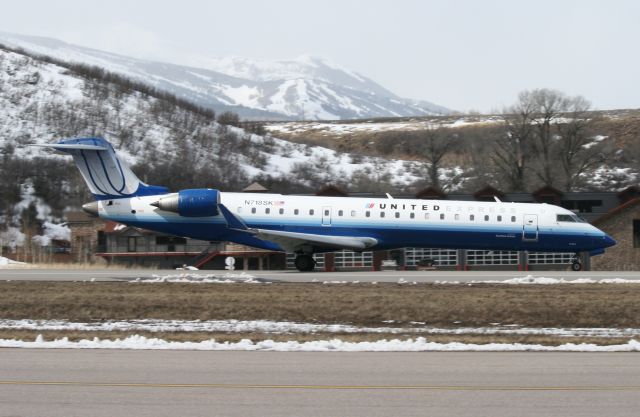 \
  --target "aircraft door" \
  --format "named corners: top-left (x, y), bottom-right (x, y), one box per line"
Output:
top-left (522, 214), bottom-right (538, 241)
top-left (322, 206), bottom-right (332, 226)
